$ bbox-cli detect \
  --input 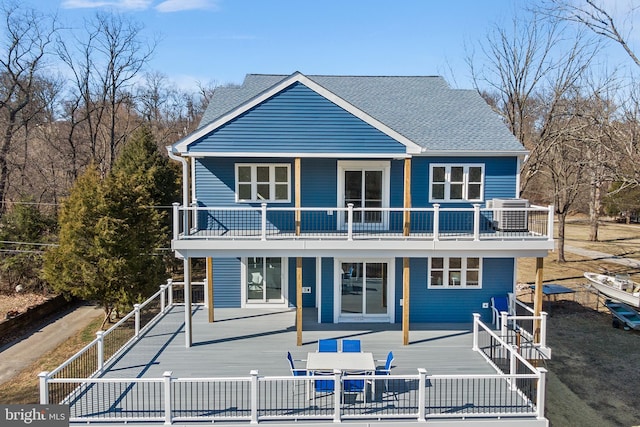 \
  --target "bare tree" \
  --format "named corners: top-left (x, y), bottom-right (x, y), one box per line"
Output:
top-left (58, 11), bottom-right (155, 174)
top-left (469, 13), bottom-right (599, 196)
top-left (136, 71), bottom-right (208, 146)
top-left (544, 0), bottom-right (640, 68)
top-left (470, 9), bottom-right (602, 260)
top-left (0, 3), bottom-right (59, 214)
